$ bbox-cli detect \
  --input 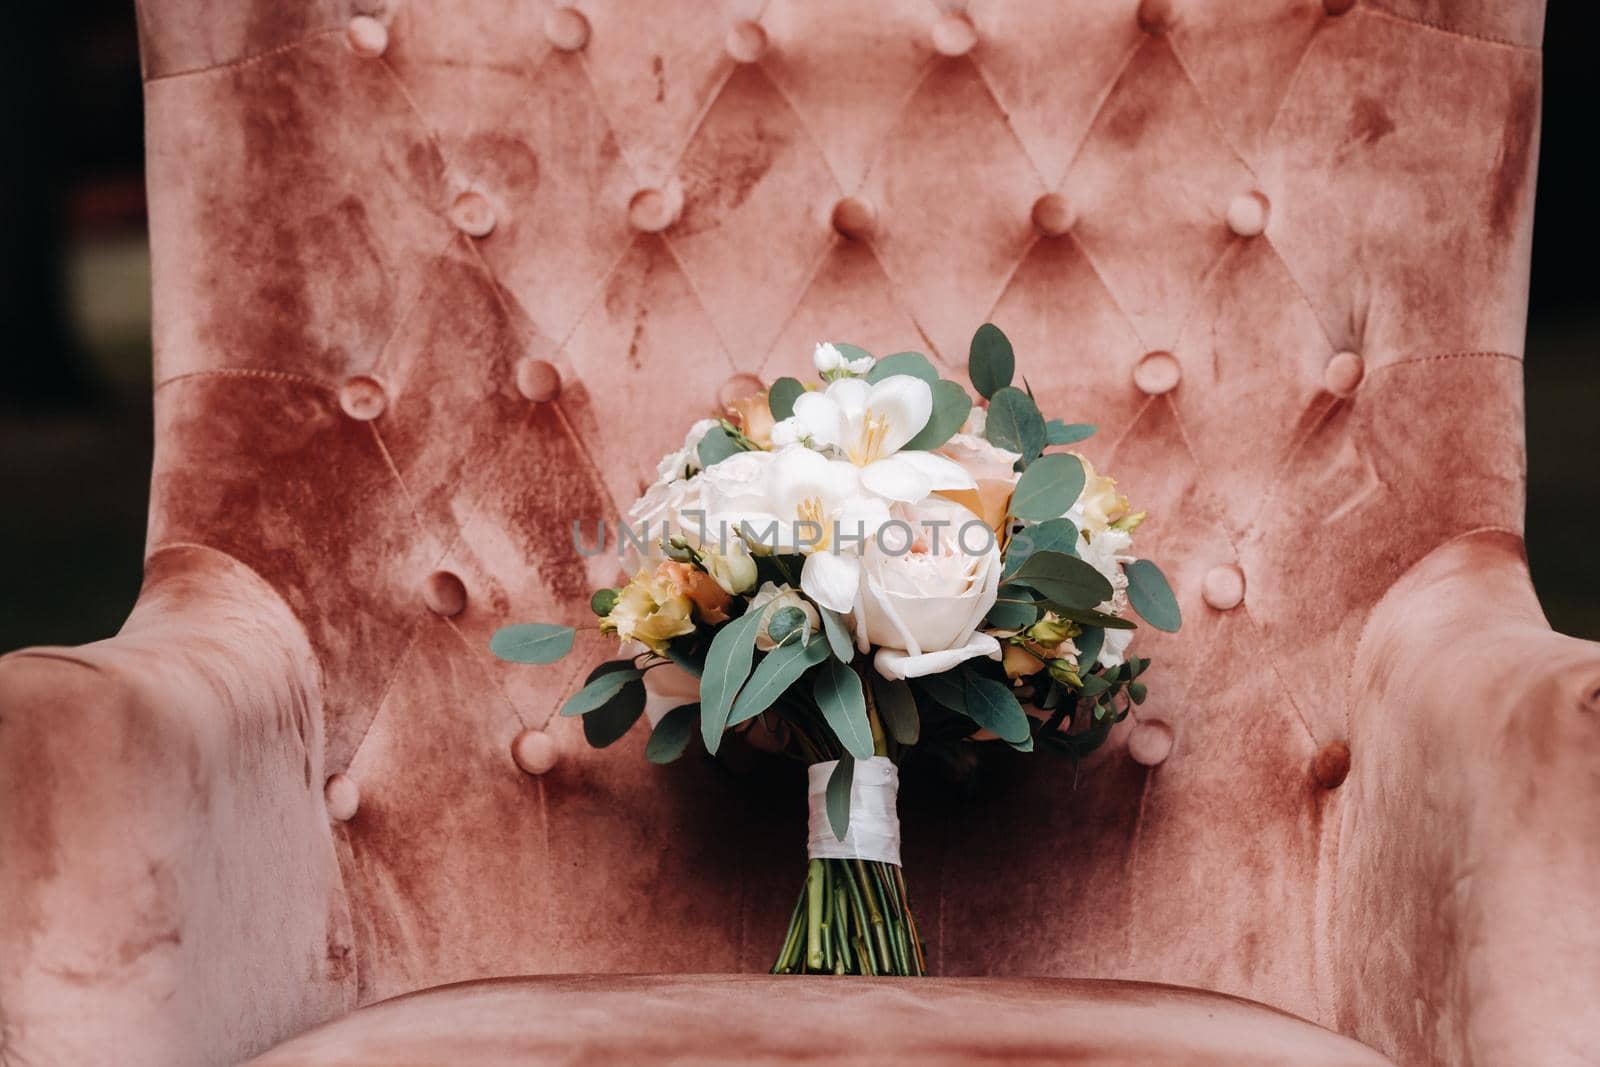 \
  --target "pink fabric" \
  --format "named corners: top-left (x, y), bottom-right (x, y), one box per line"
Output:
top-left (4, 2), bottom-right (1594, 1065)
top-left (242, 974), bottom-right (1394, 1066)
